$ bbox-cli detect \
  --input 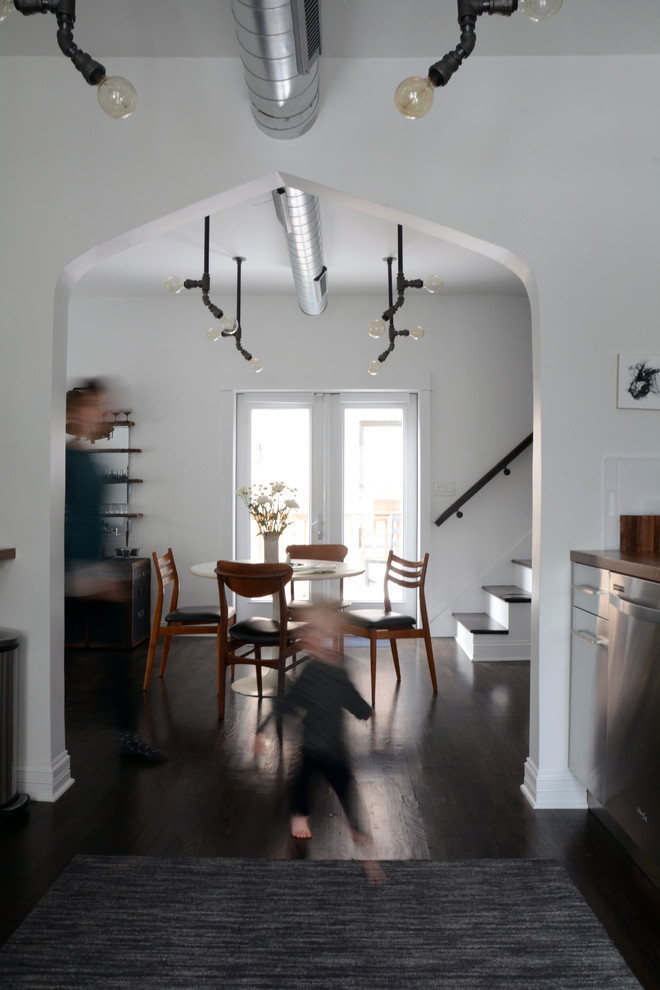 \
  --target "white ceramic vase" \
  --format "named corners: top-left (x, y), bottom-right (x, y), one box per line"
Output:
top-left (262, 531), bottom-right (281, 563)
